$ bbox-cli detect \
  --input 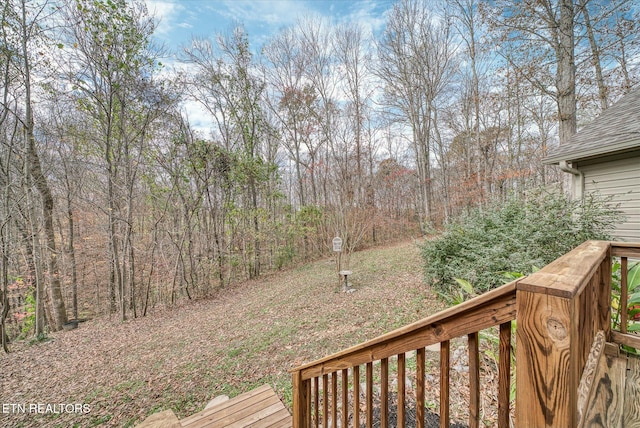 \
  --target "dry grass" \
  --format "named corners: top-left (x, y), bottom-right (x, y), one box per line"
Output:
top-left (0, 239), bottom-right (441, 427)
top-left (0, 240), bottom-right (504, 427)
